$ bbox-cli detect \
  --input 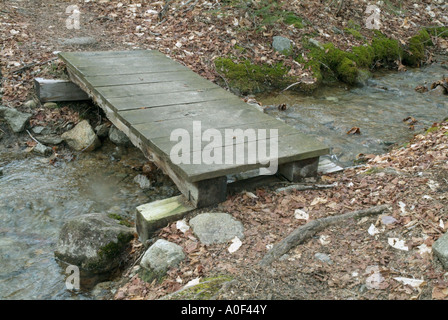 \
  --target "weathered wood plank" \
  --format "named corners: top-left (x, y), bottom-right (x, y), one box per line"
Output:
top-left (117, 99), bottom-right (242, 126)
top-left (278, 157), bottom-right (320, 182)
top-left (96, 79), bottom-right (219, 98)
top-left (86, 70), bottom-right (199, 87)
top-left (34, 78), bottom-right (90, 102)
top-left (136, 195), bottom-right (195, 242)
top-left (107, 88), bottom-right (232, 111)
top-left (76, 63), bottom-right (189, 77)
